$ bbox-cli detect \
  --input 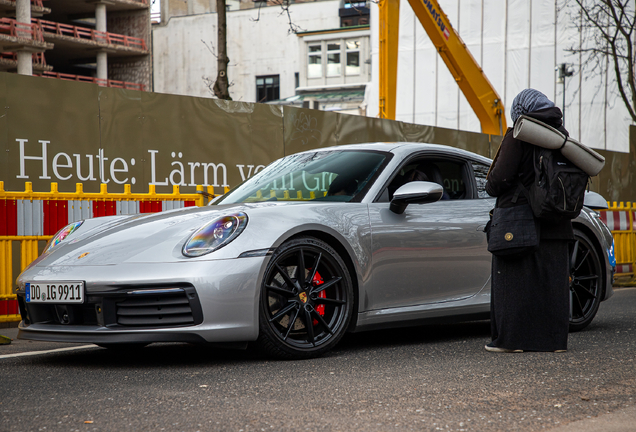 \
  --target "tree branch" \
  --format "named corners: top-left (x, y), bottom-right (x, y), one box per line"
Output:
top-left (568, 0), bottom-right (636, 123)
